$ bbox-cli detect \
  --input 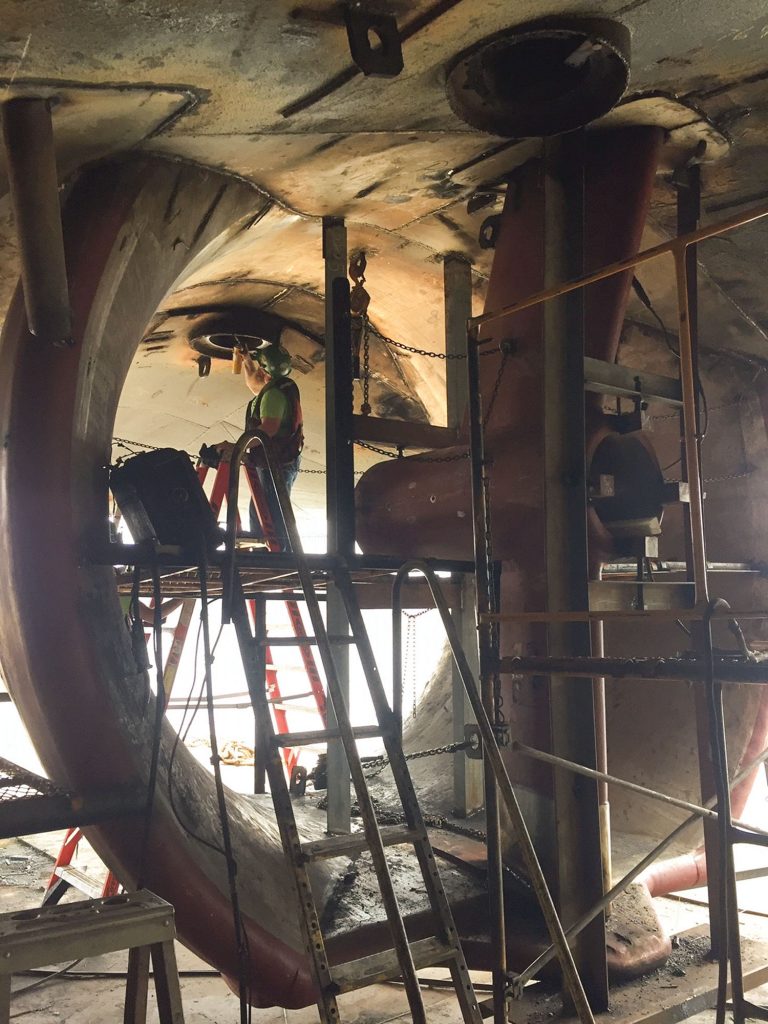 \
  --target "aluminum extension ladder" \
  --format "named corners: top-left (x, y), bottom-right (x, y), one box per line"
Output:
top-left (222, 431), bottom-right (483, 1024)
